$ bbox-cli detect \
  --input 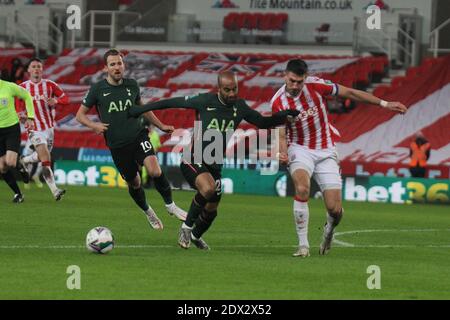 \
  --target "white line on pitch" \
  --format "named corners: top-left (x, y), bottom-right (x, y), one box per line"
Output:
top-left (333, 228), bottom-right (450, 248)
top-left (0, 244), bottom-right (449, 249)
top-left (1, 229), bottom-right (449, 249)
